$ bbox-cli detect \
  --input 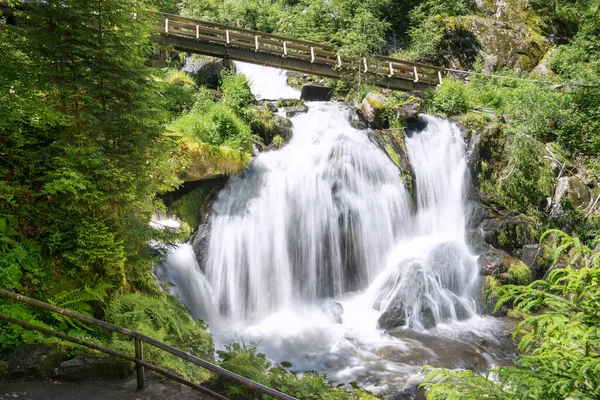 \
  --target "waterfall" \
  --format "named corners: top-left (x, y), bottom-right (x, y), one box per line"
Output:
top-left (194, 102), bottom-right (412, 322)
top-left (157, 62), bottom-right (507, 391)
